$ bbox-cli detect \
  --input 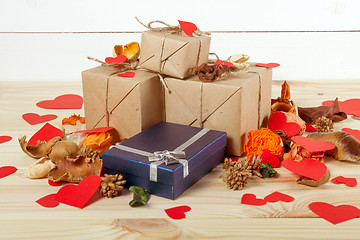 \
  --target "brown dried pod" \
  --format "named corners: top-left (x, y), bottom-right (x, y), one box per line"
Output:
top-left (307, 131), bottom-right (360, 162)
top-left (297, 169), bottom-right (330, 187)
top-left (19, 136), bottom-right (62, 159)
top-left (24, 157), bottom-right (52, 179)
top-left (194, 63), bottom-right (230, 82)
top-left (271, 81), bottom-right (296, 114)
